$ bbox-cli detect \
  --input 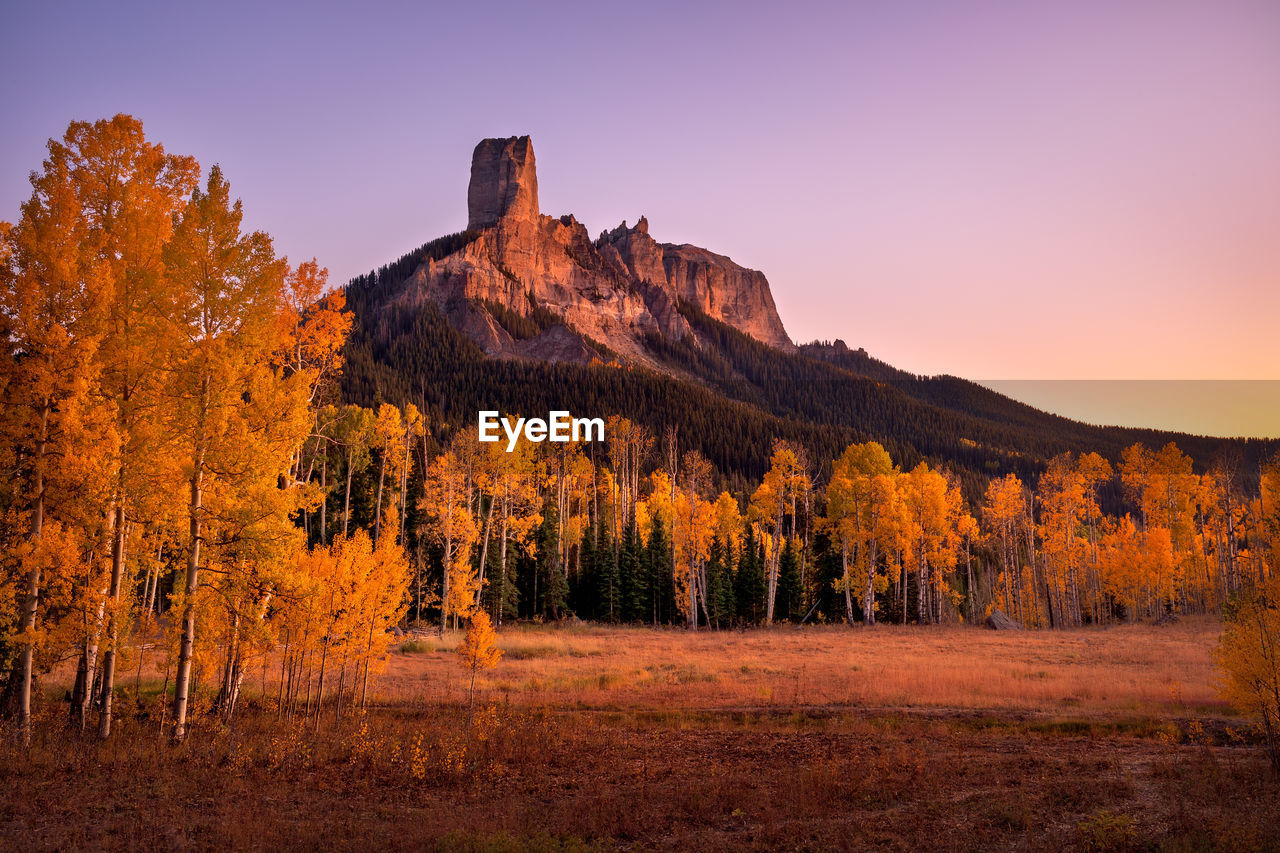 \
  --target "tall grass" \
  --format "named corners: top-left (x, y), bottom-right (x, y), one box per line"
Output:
top-left (371, 617), bottom-right (1228, 720)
